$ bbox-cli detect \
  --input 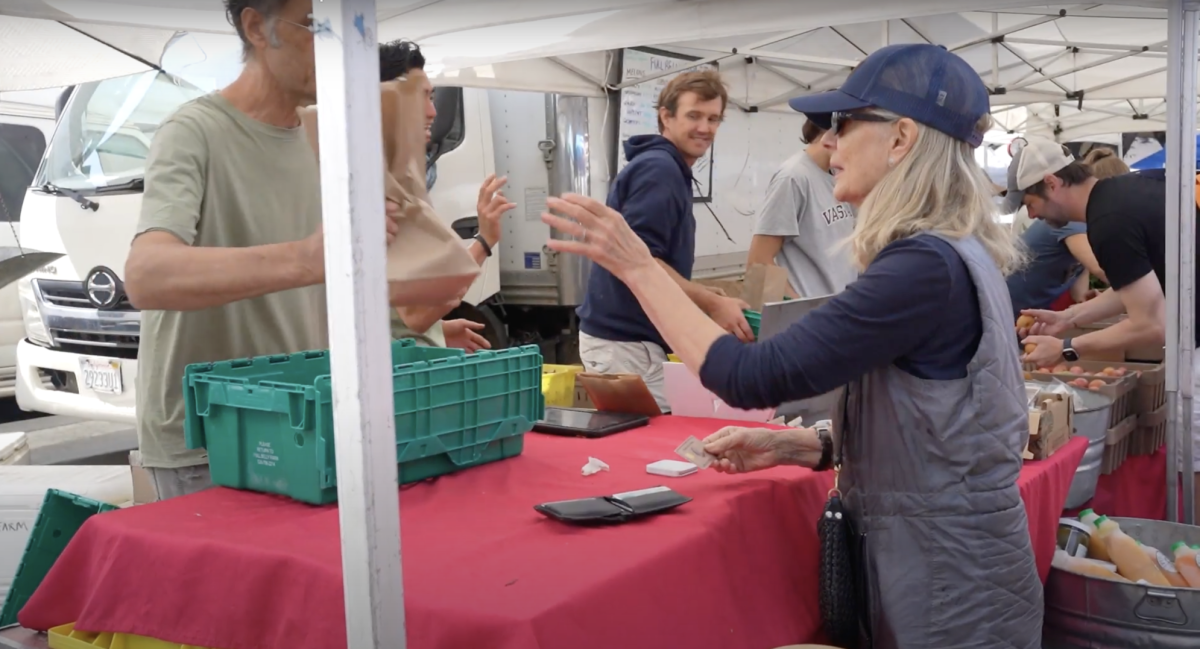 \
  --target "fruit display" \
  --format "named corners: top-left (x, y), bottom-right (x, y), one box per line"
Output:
top-left (1037, 365), bottom-right (1131, 391)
